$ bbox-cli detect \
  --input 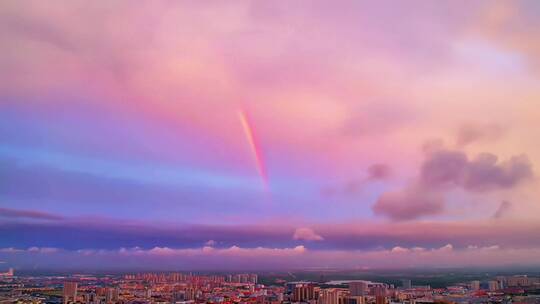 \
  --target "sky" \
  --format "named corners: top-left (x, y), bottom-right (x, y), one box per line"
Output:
top-left (1, 0), bottom-right (540, 271)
